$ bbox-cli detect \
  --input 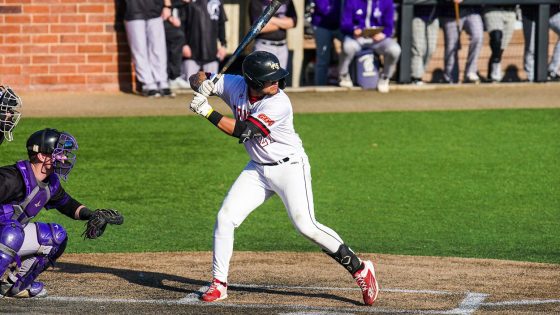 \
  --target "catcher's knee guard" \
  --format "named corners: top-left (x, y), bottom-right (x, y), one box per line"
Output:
top-left (5, 223), bottom-right (67, 296)
top-left (0, 220), bottom-right (24, 279)
top-left (35, 222), bottom-right (68, 262)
